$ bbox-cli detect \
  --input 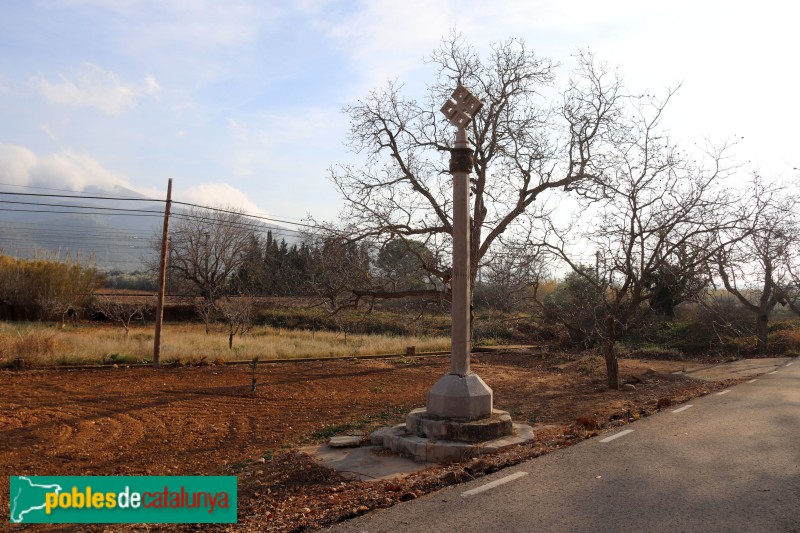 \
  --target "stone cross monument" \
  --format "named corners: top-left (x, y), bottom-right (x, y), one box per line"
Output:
top-left (370, 85), bottom-right (532, 463)
top-left (425, 85), bottom-right (494, 420)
